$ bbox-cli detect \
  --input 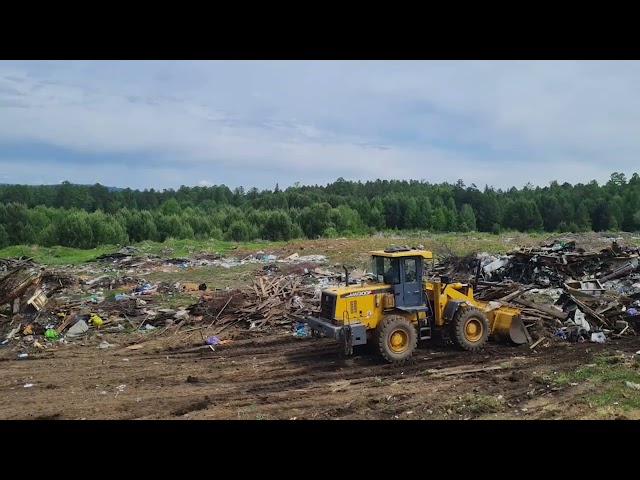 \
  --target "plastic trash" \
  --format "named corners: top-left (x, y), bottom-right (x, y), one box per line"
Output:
top-left (45, 329), bottom-right (59, 340)
top-left (205, 336), bottom-right (221, 345)
top-left (294, 328), bottom-right (309, 337)
top-left (573, 310), bottom-right (591, 332)
top-left (0, 339), bottom-right (8, 346)
top-left (17, 353), bottom-right (28, 359)
top-left (590, 331), bottom-right (606, 343)
top-left (22, 325), bottom-right (33, 335)
top-left (627, 308), bottom-right (638, 317)
top-left (66, 319), bottom-right (89, 338)
top-left (90, 313), bottom-right (103, 327)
